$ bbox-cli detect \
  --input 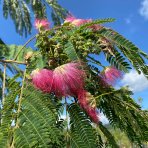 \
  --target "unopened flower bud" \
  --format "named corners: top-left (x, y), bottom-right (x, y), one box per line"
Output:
top-left (24, 51), bottom-right (33, 60)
